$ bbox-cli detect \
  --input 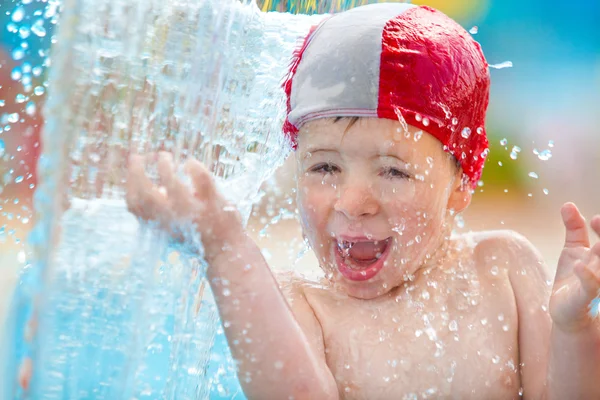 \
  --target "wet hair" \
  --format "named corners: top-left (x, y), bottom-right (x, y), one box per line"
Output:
top-left (334, 116), bottom-right (360, 132)
top-left (333, 116), bottom-right (462, 173)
